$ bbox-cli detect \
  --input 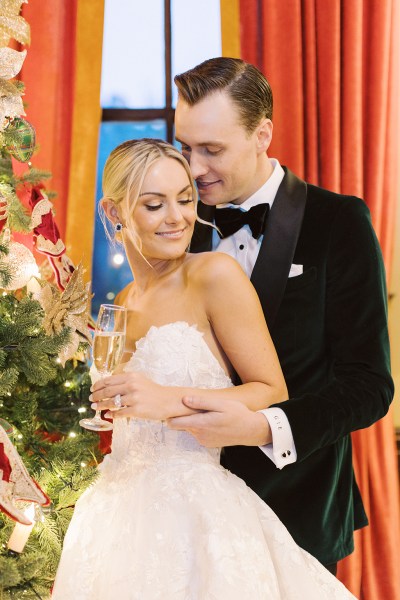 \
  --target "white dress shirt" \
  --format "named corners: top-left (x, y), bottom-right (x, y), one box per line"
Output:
top-left (212, 159), bottom-right (297, 469)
